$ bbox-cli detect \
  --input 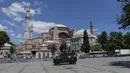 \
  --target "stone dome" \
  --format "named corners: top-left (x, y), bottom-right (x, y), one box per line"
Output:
top-left (55, 24), bottom-right (66, 28)
top-left (92, 35), bottom-right (98, 39)
top-left (41, 43), bottom-right (47, 47)
top-left (4, 43), bottom-right (12, 47)
top-left (45, 40), bottom-right (57, 44)
top-left (73, 29), bottom-right (92, 38)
